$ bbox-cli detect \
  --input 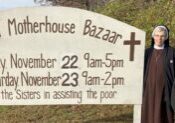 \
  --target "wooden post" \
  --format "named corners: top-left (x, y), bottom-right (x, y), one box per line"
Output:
top-left (134, 105), bottom-right (141, 123)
